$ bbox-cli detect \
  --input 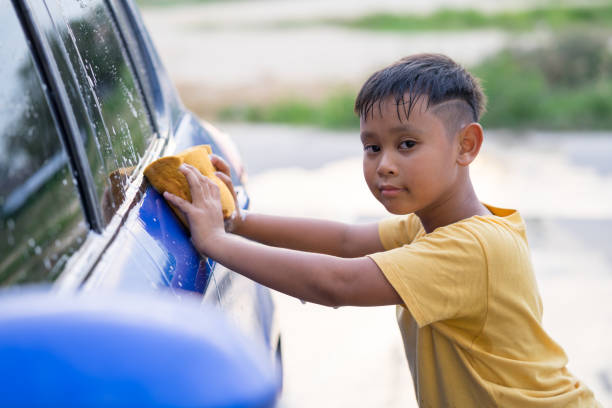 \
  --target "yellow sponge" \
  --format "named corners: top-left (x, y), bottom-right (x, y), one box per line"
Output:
top-left (144, 145), bottom-right (235, 225)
